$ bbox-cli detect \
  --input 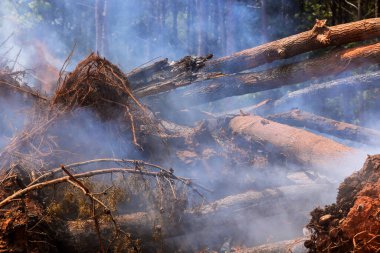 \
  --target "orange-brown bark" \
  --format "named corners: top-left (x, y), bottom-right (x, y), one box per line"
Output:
top-left (204, 18), bottom-right (380, 73)
top-left (229, 115), bottom-right (354, 171)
